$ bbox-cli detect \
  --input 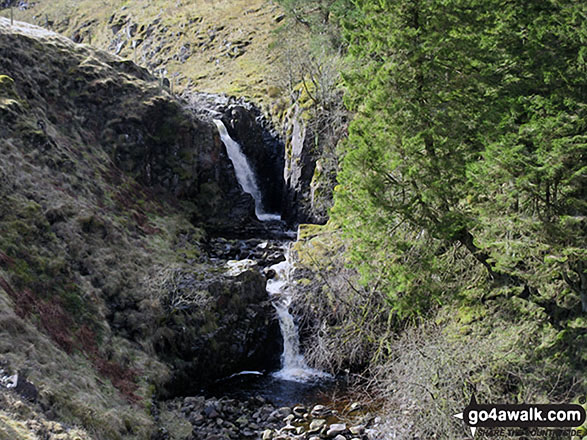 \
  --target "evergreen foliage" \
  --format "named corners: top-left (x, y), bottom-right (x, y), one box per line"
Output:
top-left (332, 0), bottom-right (586, 320)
